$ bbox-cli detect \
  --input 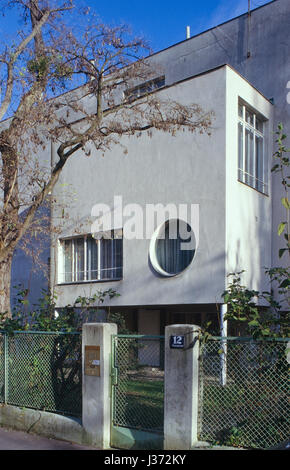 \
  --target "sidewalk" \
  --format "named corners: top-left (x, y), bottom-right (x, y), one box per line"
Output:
top-left (0, 426), bottom-right (97, 450)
